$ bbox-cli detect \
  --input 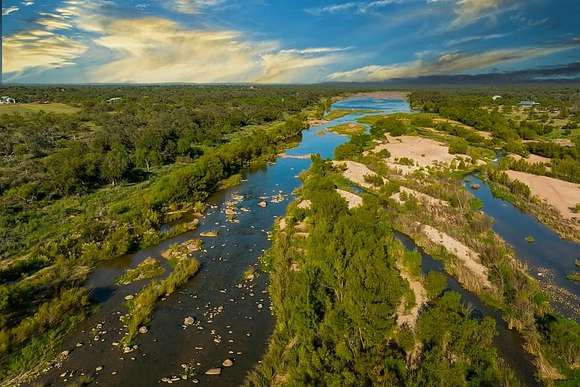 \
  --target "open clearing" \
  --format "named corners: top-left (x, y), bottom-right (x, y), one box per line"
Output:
top-left (0, 103), bottom-right (81, 115)
top-left (336, 189), bottom-right (363, 209)
top-left (333, 160), bottom-right (383, 188)
top-left (373, 135), bottom-right (466, 174)
top-left (506, 170), bottom-right (580, 221)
